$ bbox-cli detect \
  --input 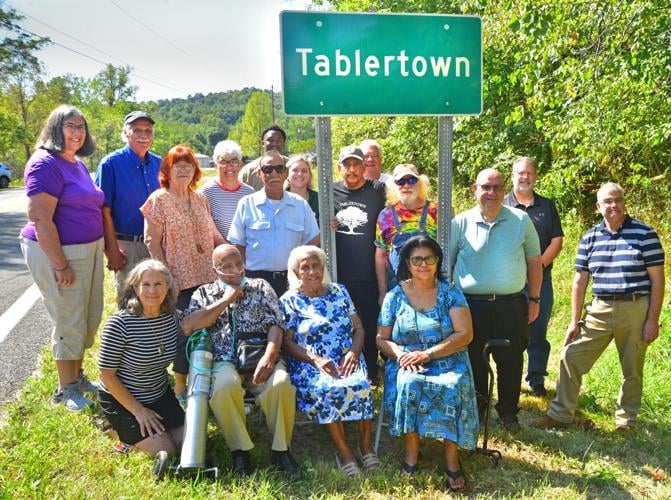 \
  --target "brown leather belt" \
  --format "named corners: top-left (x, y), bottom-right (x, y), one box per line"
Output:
top-left (594, 293), bottom-right (648, 301)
